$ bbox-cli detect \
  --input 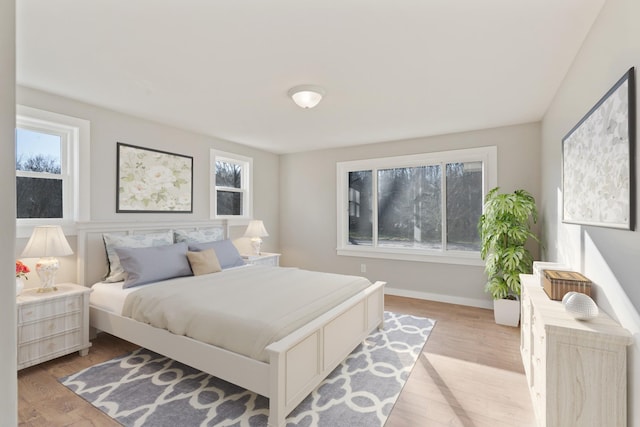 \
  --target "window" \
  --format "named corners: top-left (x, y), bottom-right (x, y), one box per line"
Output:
top-left (337, 146), bottom-right (497, 265)
top-left (16, 128), bottom-right (63, 219)
top-left (210, 150), bottom-right (252, 219)
top-left (16, 106), bottom-right (90, 238)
